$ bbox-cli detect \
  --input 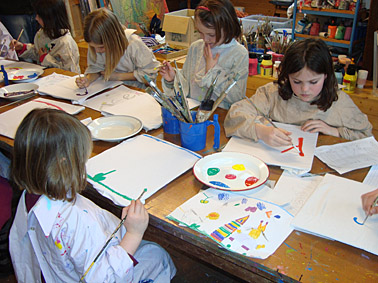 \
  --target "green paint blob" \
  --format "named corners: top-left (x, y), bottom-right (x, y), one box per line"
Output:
top-left (207, 168), bottom-right (220, 176)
